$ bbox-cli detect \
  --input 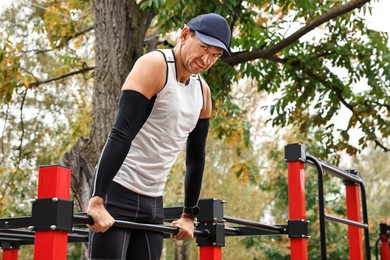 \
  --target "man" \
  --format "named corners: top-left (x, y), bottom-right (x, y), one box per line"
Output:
top-left (87, 13), bottom-right (231, 259)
